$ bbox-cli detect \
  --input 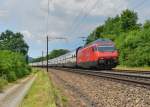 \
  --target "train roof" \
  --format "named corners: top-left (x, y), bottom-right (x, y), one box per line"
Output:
top-left (84, 38), bottom-right (113, 47)
top-left (92, 38), bottom-right (112, 43)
